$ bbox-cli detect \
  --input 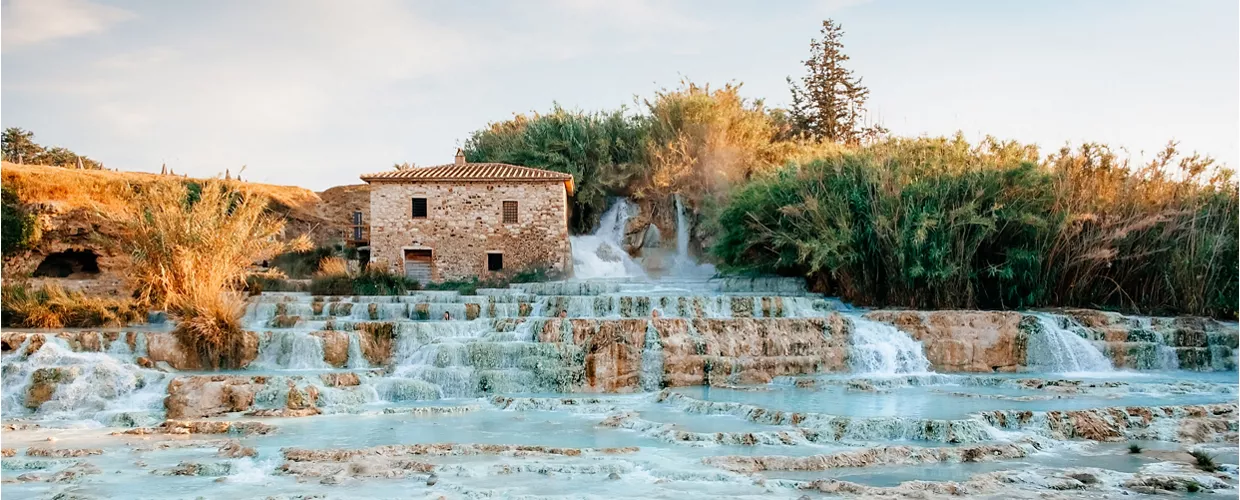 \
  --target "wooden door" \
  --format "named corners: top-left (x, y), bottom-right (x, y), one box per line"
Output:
top-left (403, 249), bottom-right (432, 283)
